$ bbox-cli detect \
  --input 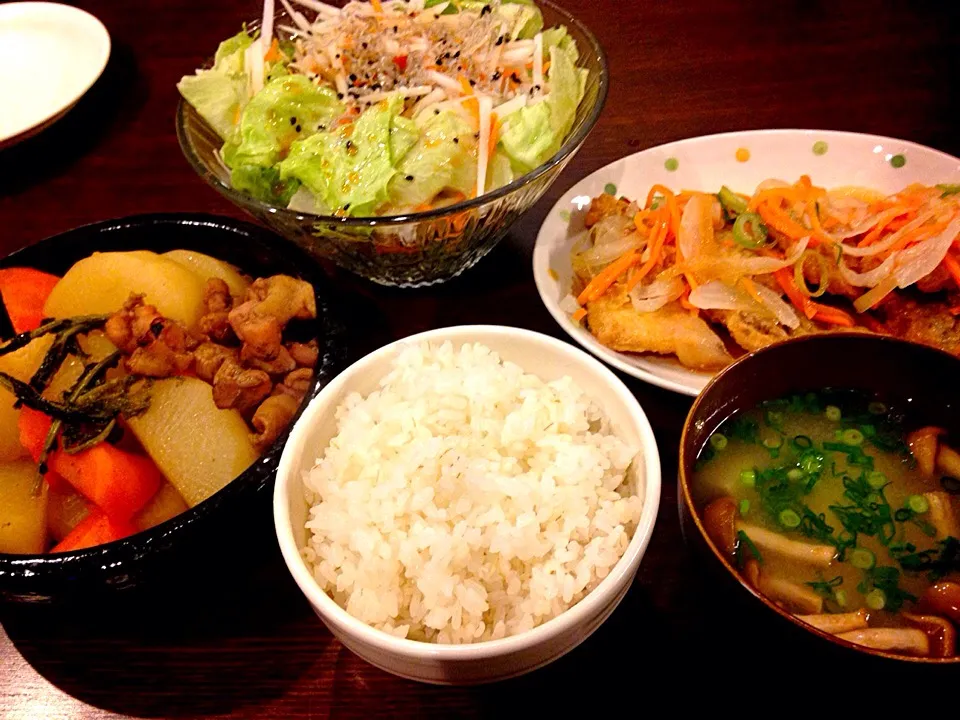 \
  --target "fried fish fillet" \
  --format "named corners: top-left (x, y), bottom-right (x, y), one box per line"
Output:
top-left (586, 289), bottom-right (733, 370)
